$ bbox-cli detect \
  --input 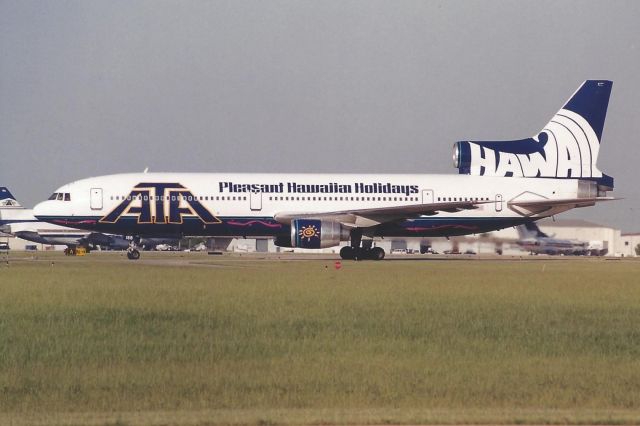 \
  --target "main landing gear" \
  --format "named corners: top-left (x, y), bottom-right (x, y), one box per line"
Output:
top-left (127, 237), bottom-right (141, 260)
top-left (339, 229), bottom-right (385, 261)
